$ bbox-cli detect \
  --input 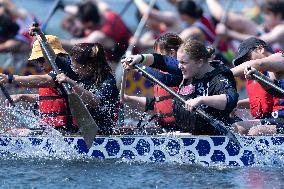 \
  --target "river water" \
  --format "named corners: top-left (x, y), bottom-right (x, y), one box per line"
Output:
top-left (1, 0), bottom-right (282, 188)
top-left (1, 158), bottom-right (284, 188)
